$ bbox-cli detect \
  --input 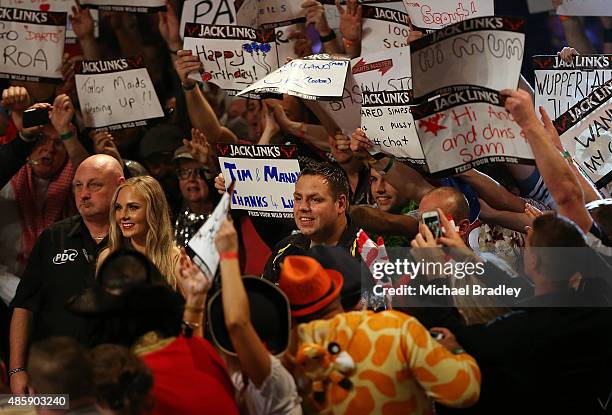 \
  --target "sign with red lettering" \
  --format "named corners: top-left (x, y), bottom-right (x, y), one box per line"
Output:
top-left (74, 57), bottom-right (164, 130)
top-left (0, 6), bottom-right (66, 83)
top-left (556, 0), bottom-right (612, 16)
top-left (183, 23), bottom-right (280, 95)
top-left (554, 78), bottom-right (612, 188)
top-left (412, 86), bottom-right (534, 176)
top-left (352, 47), bottom-right (425, 166)
top-left (403, 0), bottom-right (494, 30)
top-left (533, 54), bottom-right (612, 120)
top-left (410, 16), bottom-right (525, 101)
top-left (80, 0), bottom-right (165, 13)
top-left (0, 0), bottom-right (99, 42)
